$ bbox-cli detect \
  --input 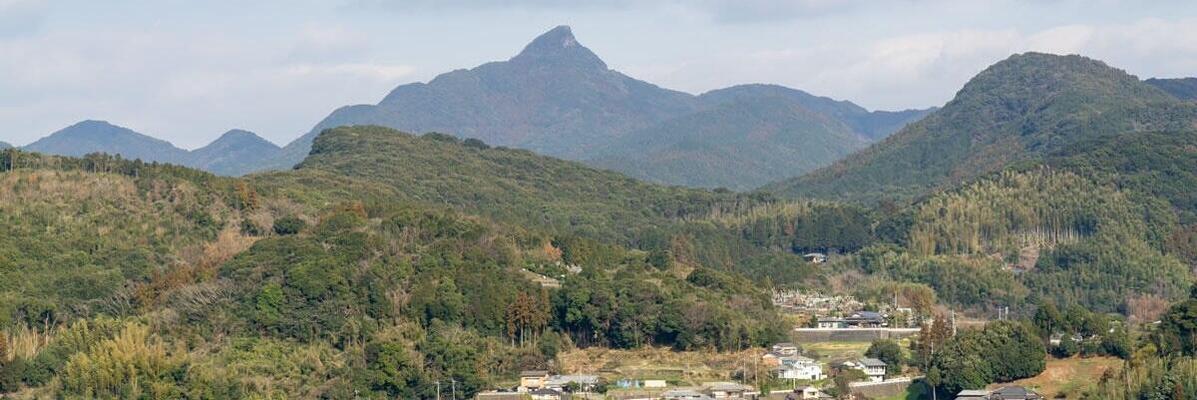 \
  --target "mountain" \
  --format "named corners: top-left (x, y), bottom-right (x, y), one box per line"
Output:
top-left (766, 52), bottom-right (1197, 203)
top-left (22, 121), bottom-right (279, 176)
top-left (0, 141), bottom-right (10, 149)
top-left (586, 84), bottom-right (935, 190)
top-left (265, 25), bottom-right (700, 170)
top-left (1146, 77), bottom-right (1197, 101)
top-left (186, 129), bottom-right (280, 176)
top-left (24, 120), bottom-right (190, 163)
top-left (586, 86), bottom-right (868, 190)
top-left (263, 26), bottom-right (931, 189)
